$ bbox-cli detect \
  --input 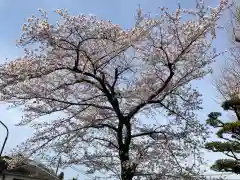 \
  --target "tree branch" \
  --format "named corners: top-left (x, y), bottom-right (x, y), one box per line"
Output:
top-left (91, 137), bottom-right (119, 149)
top-left (20, 95), bottom-right (114, 111)
top-left (131, 130), bottom-right (165, 138)
top-left (127, 63), bottom-right (174, 120)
